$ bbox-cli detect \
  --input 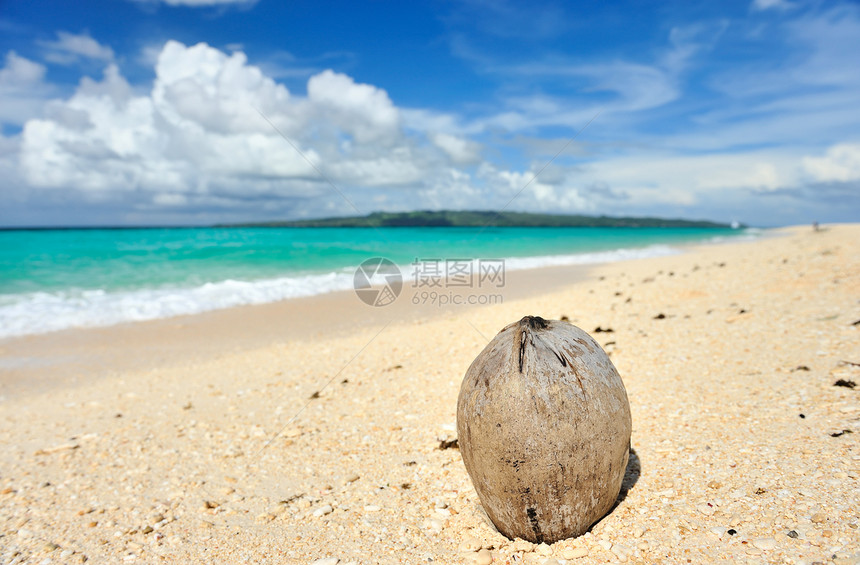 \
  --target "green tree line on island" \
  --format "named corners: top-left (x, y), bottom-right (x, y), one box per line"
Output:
top-left (231, 210), bottom-right (738, 228)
